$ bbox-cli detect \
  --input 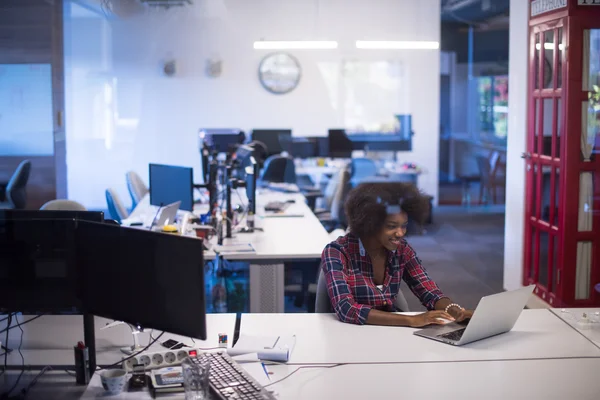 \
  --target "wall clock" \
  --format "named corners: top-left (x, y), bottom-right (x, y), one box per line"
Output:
top-left (258, 52), bottom-right (301, 95)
